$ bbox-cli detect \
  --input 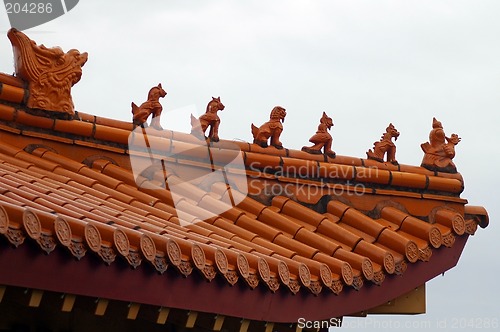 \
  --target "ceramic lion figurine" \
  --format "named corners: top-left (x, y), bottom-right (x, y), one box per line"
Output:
top-left (366, 123), bottom-right (400, 164)
top-left (131, 83), bottom-right (167, 130)
top-left (302, 112), bottom-right (336, 158)
top-left (191, 96), bottom-right (225, 142)
top-left (251, 106), bottom-right (287, 149)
